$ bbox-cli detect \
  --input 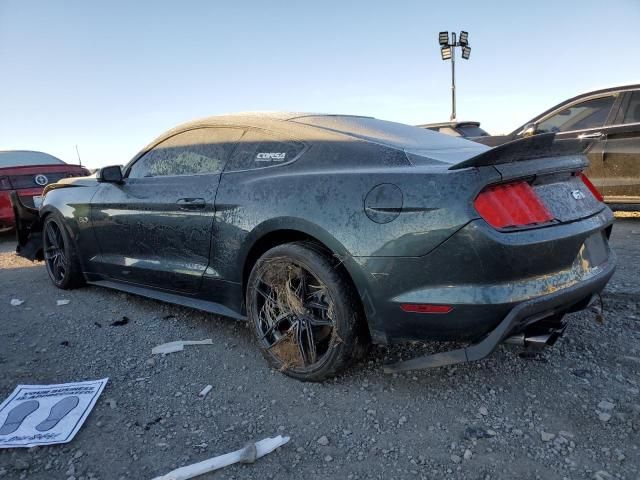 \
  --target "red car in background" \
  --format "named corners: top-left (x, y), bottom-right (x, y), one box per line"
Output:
top-left (0, 150), bottom-right (90, 232)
